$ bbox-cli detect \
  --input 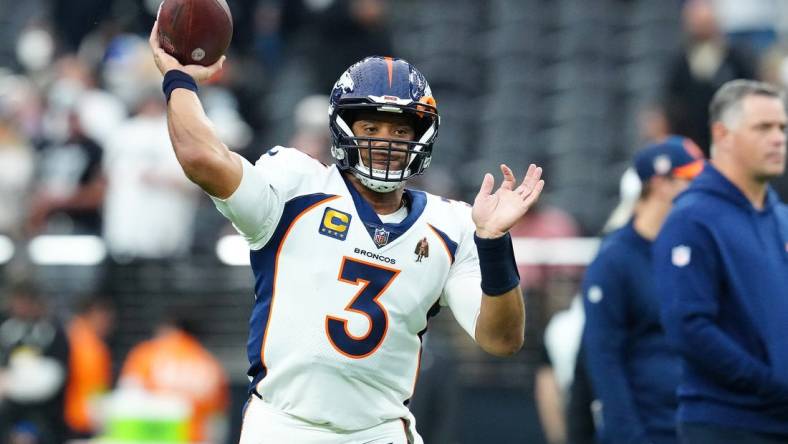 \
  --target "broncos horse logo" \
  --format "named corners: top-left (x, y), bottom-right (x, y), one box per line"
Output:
top-left (414, 237), bottom-right (429, 262)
